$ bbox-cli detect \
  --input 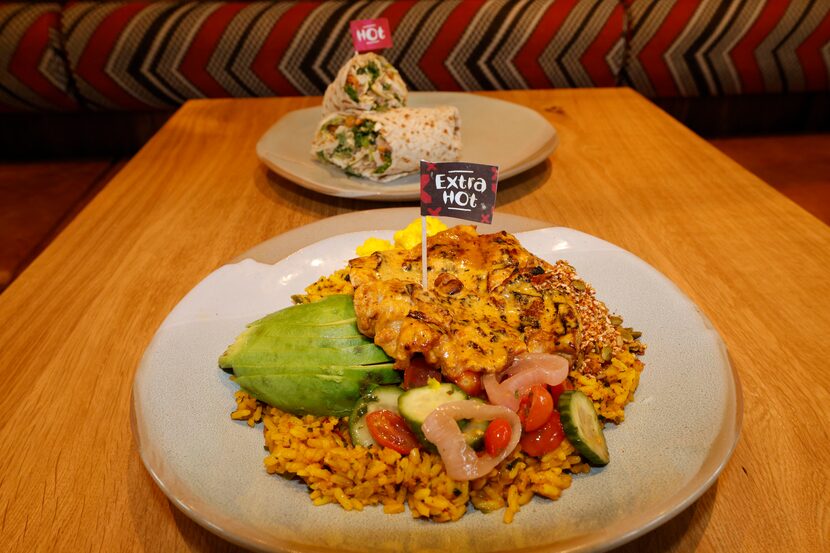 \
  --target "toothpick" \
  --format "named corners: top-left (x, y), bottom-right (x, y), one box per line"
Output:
top-left (421, 215), bottom-right (428, 289)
